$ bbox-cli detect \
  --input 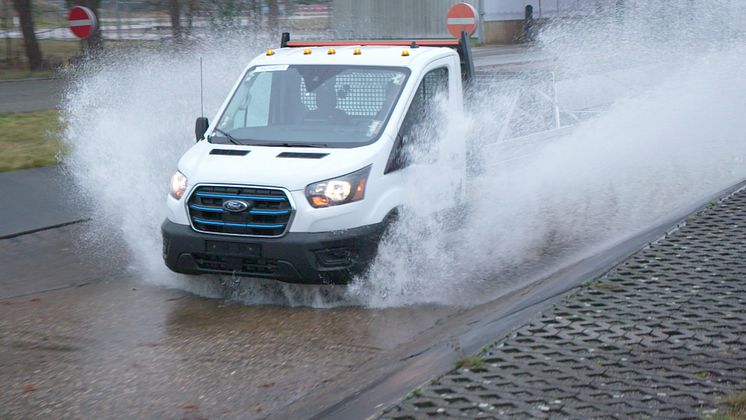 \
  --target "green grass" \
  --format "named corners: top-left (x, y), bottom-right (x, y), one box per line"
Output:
top-left (0, 39), bottom-right (80, 79)
top-left (0, 68), bottom-right (59, 80)
top-left (0, 39), bottom-right (157, 80)
top-left (717, 391), bottom-right (746, 420)
top-left (1, 39), bottom-right (81, 63)
top-left (453, 355), bottom-right (485, 370)
top-left (33, 17), bottom-right (69, 29)
top-left (39, 39), bottom-right (82, 65)
top-left (404, 387), bottom-right (423, 400)
top-left (0, 110), bottom-right (63, 172)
